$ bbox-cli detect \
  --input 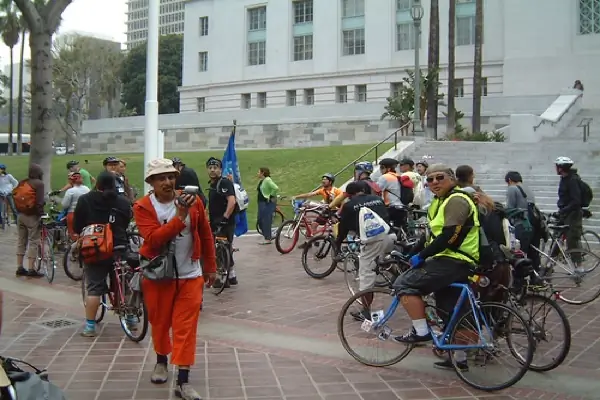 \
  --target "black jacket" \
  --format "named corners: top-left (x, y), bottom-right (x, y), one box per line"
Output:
top-left (74, 190), bottom-right (132, 246)
top-left (557, 169), bottom-right (582, 215)
top-left (176, 166), bottom-right (207, 206)
top-left (339, 194), bottom-right (389, 236)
